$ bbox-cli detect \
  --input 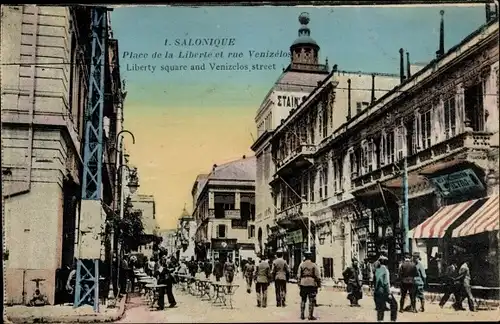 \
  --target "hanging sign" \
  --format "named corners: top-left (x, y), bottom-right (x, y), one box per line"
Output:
top-left (286, 229), bottom-right (304, 244)
top-left (429, 168), bottom-right (484, 197)
top-left (274, 92), bottom-right (308, 109)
